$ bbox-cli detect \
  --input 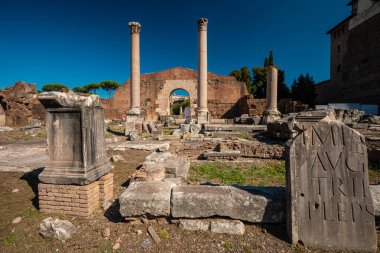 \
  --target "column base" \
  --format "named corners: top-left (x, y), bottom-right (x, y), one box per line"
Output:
top-left (125, 109), bottom-right (144, 136)
top-left (262, 110), bottom-right (281, 124)
top-left (38, 173), bottom-right (114, 217)
top-left (196, 109), bottom-right (210, 125)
